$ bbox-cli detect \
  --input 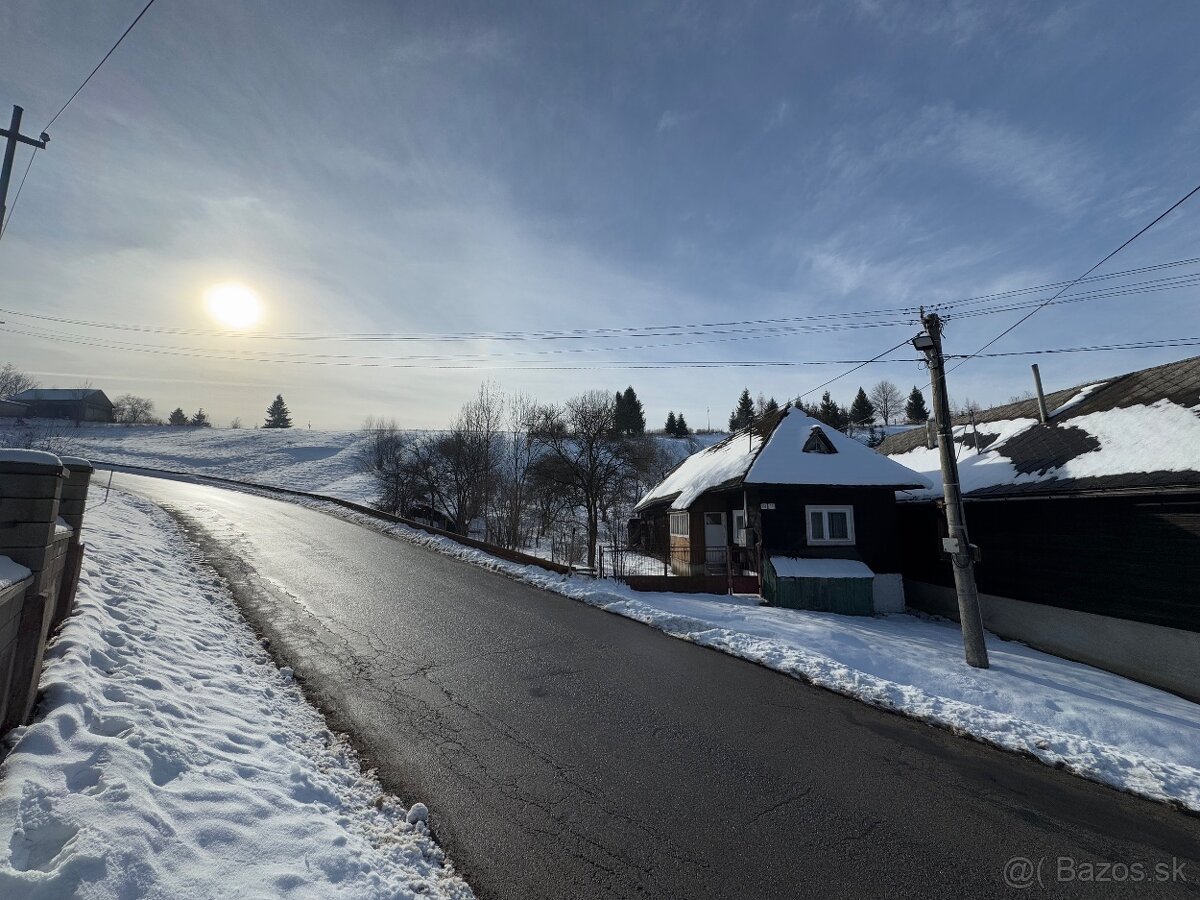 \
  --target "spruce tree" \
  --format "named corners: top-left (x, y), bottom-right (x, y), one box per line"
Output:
top-left (765, 397), bottom-right (780, 415)
top-left (815, 391), bottom-right (841, 427)
top-left (905, 386), bottom-right (930, 423)
top-left (617, 386), bottom-right (645, 435)
top-left (264, 394), bottom-right (293, 429)
top-left (665, 411), bottom-right (677, 436)
top-left (728, 388), bottom-right (755, 431)
top-left (190, 408), bottom-right (210, 427)
top-left (848, 387), bottom-right (876, 427)
top-left (168, 407), bottom-right (188, 426)
top-left (675, 413), bottom-right (689, 436)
